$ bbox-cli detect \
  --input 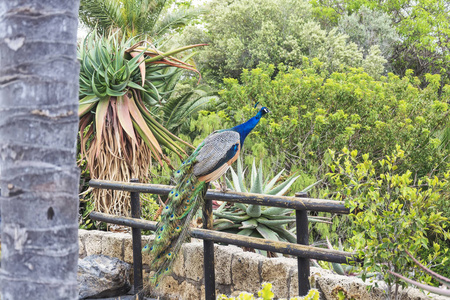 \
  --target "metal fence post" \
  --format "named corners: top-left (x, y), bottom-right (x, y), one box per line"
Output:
top-left (203, 198), bottom-right (216, 300)
top-left (295, 192), bottom-right (310, 296)
top-left (130, 178), bottom-right (143, 294)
